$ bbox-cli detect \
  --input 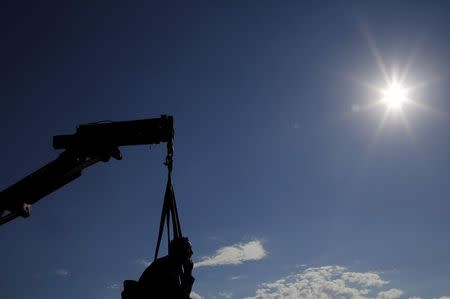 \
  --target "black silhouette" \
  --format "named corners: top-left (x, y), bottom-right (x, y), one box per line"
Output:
top-left (122, 139), bottom-right (195, 298)
top-left (0, 115), bottom-right (195, 298)
top-left (122, 238), bottom-right (195, 299)
top-left (0, 115), bottom-right (173, 225)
